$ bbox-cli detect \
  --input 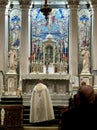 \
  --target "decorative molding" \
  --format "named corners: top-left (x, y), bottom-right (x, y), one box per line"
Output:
top-left (67, 0), bottom-right (79, 9)
top-left (0, 0), bottom-right (7, 4)
top-left (0, 0), bottom-right (7, 8)
top-left (0, 0), bottom-right (97, 8)
top-left (69, 4), bottom-right (78, 10)
top-left (79, 74), bottom-right (93, 86)
top-left (68, 0), bottom-right (79, 5)
top-left (21, 74), bottom-right (70, 80)
top-left (91, 0), bottom-right (97, 5)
